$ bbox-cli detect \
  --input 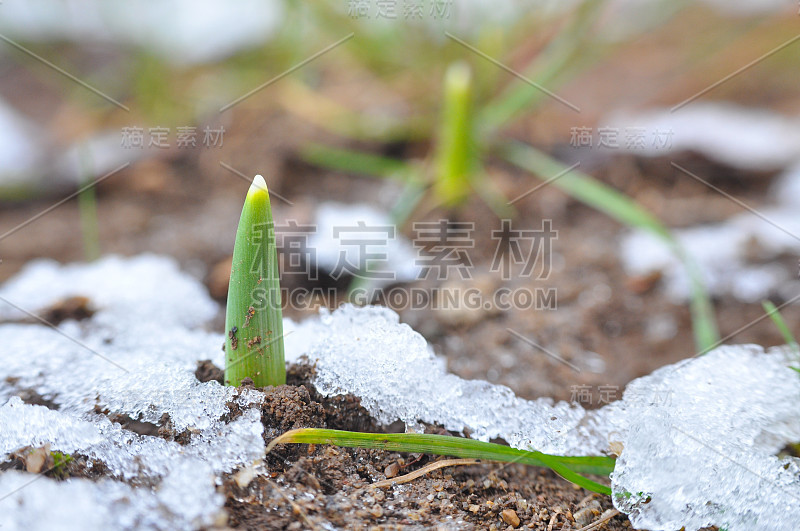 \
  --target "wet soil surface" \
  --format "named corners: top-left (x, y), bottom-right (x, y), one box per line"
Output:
top-left (1, 361), bottom-right (629, 529)
top-left (0, 103), bottom-right (792, 530)
top-left (223, 363), bottom-right (629, 531)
